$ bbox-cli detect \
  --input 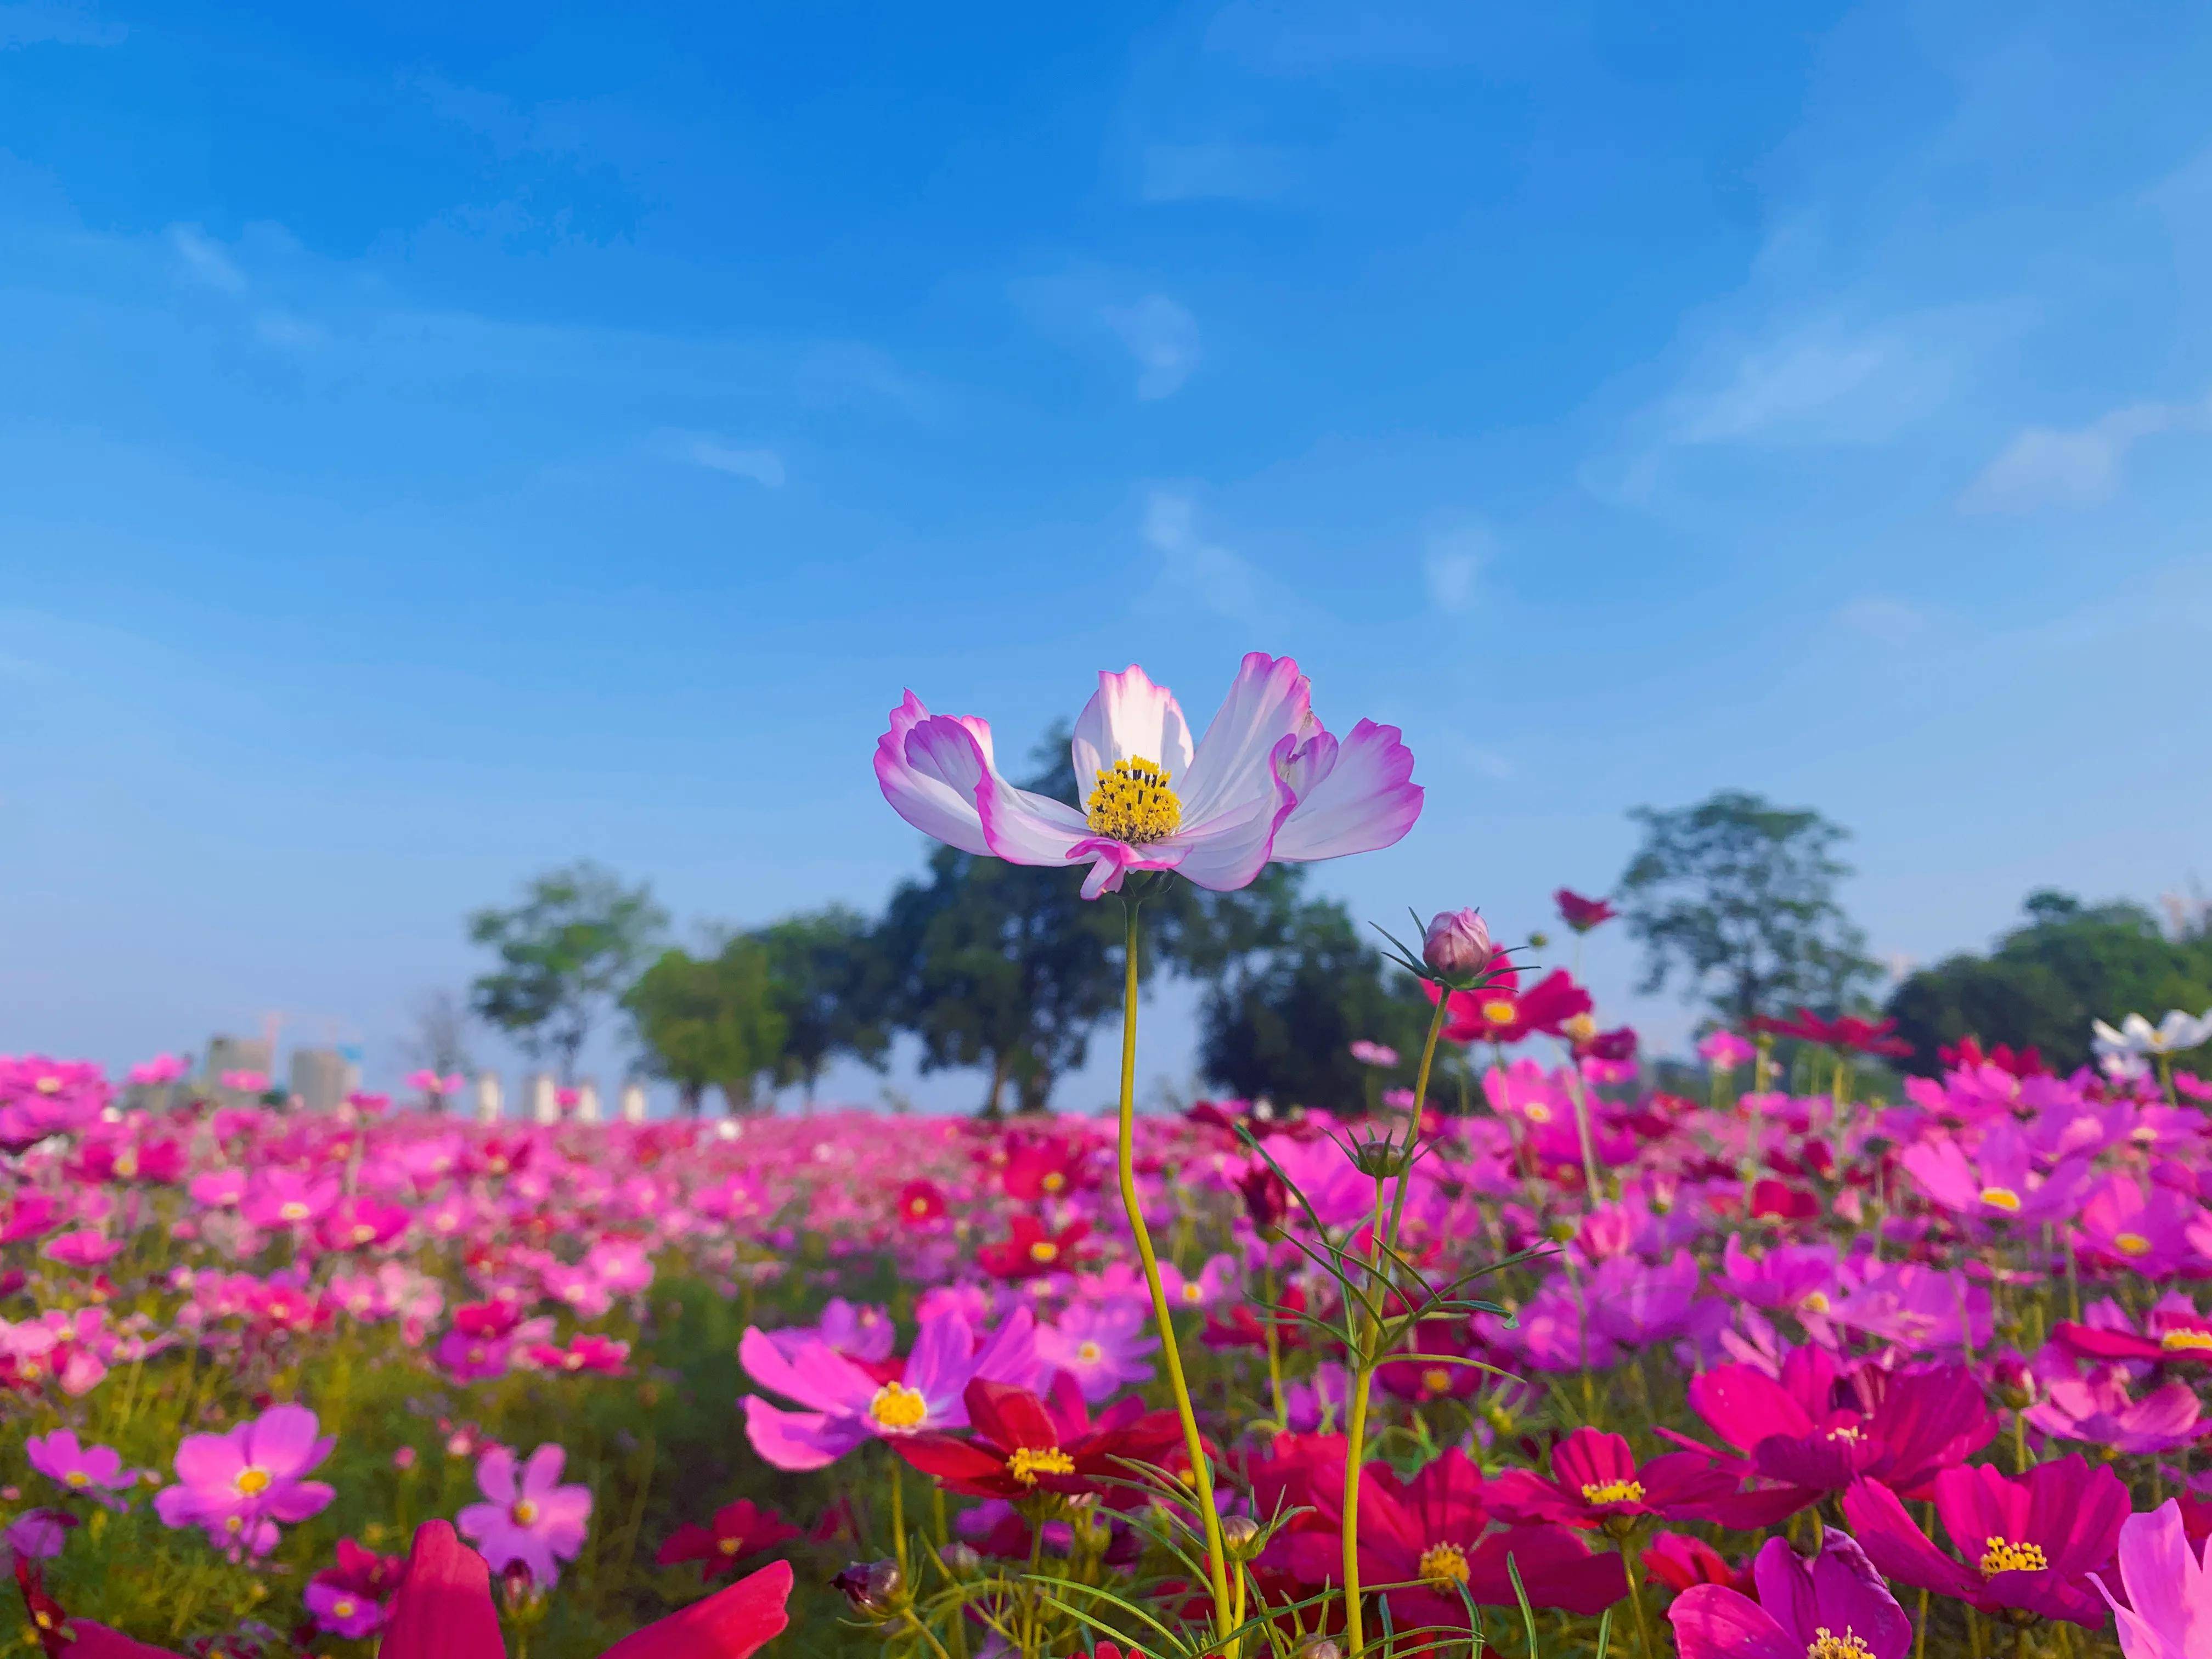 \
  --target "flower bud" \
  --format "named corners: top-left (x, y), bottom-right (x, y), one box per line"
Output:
top-left (1350, 1135), bottom-right (1414, 1180)
top-left (1421, 909), bottom-right (1492, 978)
top-left (1220, 1515), bottom-right (1261, 1558)
top-left (1237, 1166), bottom-right (1289, 1235)
top-left (936, 1542), bottom-right (982, 1580)
top-left (833, 1559), bottom-right (905, 1617)
top-left (1293, 1638), bottom-right (1346, 1659)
